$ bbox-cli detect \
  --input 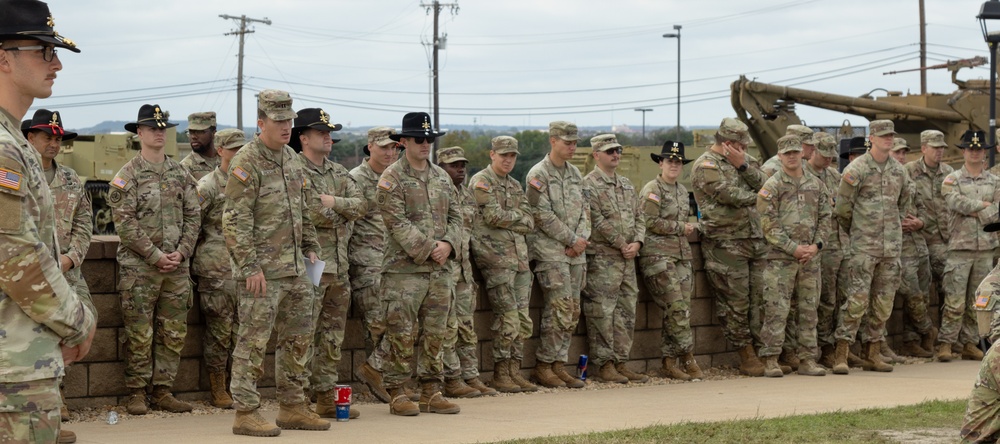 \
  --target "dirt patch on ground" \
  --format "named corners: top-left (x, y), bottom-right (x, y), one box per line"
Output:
top-left (877, 428), bottom-right (959, 444)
